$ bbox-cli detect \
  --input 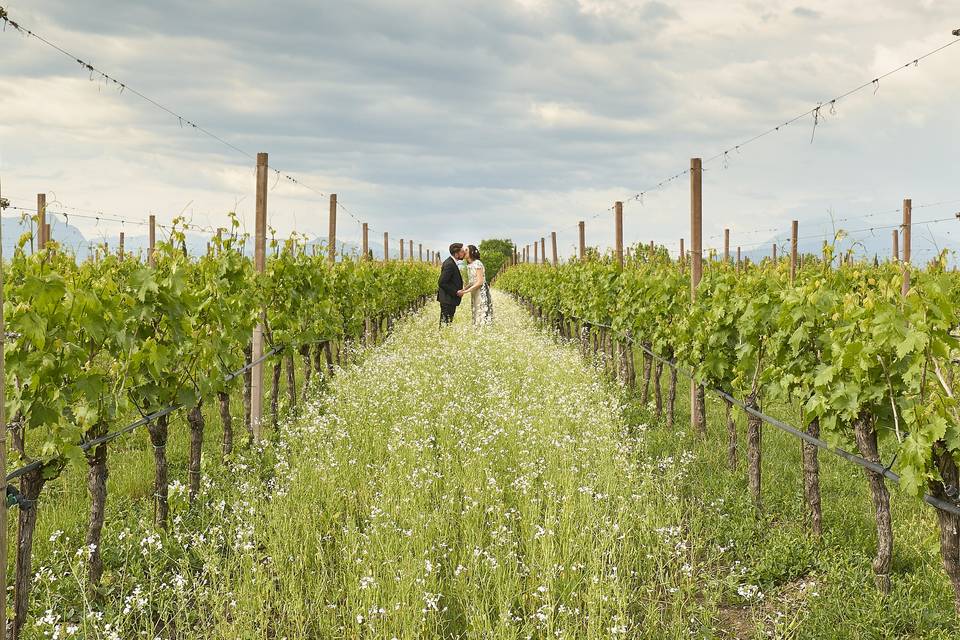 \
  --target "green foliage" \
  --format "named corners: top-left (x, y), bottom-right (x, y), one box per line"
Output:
top-left (478, 238), bottom-right (514, 281)
top-left (3, 215), bottom-right (437, 479)
top-left (497, 251), bottom-right (960, 503)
